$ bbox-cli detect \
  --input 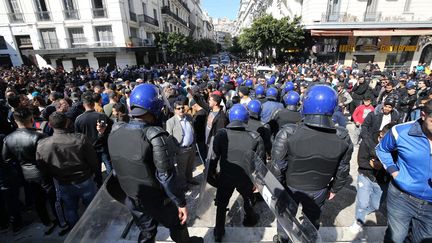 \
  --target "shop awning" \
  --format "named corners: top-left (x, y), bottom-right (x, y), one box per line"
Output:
top-left (353, 29), bottom-right (432, 36)
top-left (311, 30), bottom-right (353, 36)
